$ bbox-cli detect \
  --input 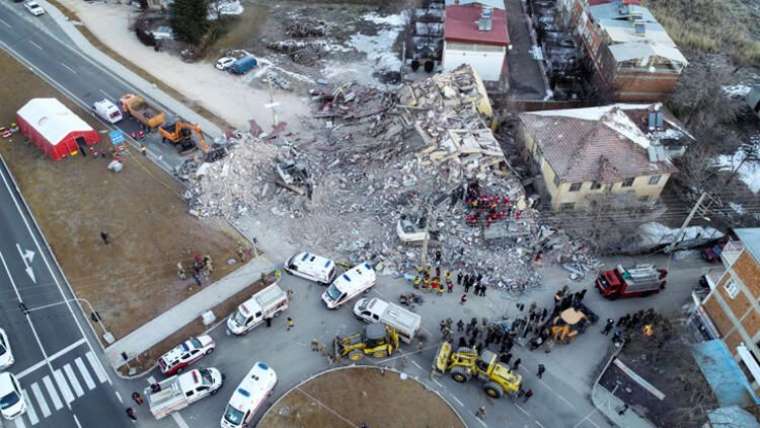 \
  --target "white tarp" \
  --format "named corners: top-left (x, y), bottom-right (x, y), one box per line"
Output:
top-left (637, 222), bottom-right (724, 249)
top-left (17, 98), bottom-right (93, 146)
